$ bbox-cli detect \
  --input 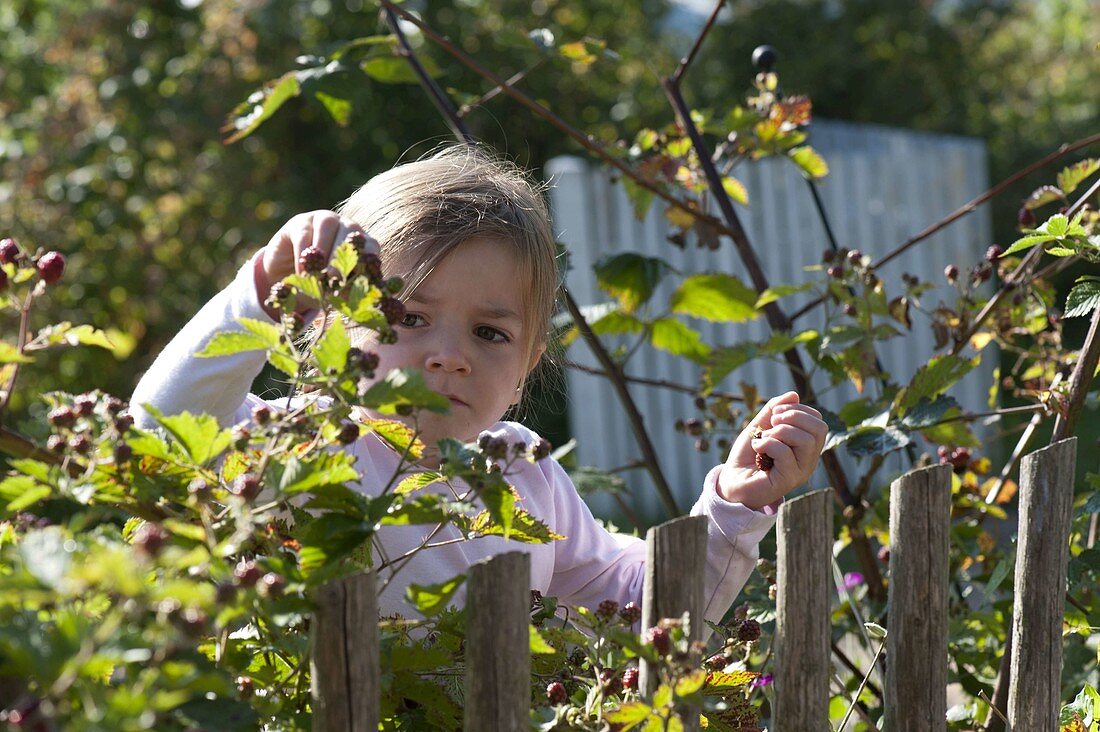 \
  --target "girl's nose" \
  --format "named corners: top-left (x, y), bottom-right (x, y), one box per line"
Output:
top-left (425, 337), bottom-right (471, 374)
